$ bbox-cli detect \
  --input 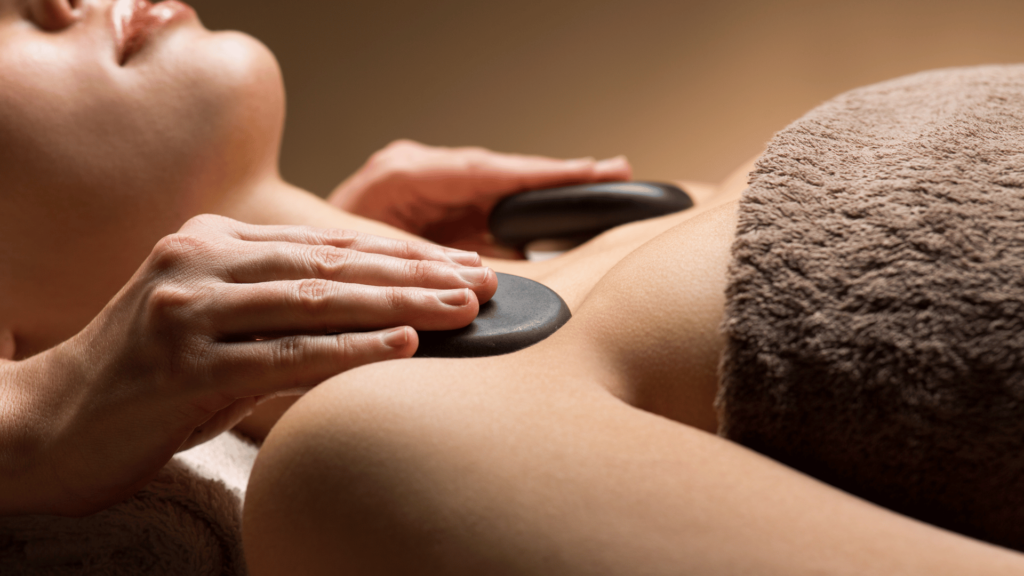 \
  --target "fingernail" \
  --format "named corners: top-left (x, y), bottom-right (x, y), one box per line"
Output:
top-left (437, 288), bottom-right (471, 306)
top-left (457, 266), bottom-right (490, 285)
top-left (596, 155), bottom-right (628, 172)
top-left (447, 250), bottom-right (481, 266)
top-left (382, 326), bottom-right (410, 348)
